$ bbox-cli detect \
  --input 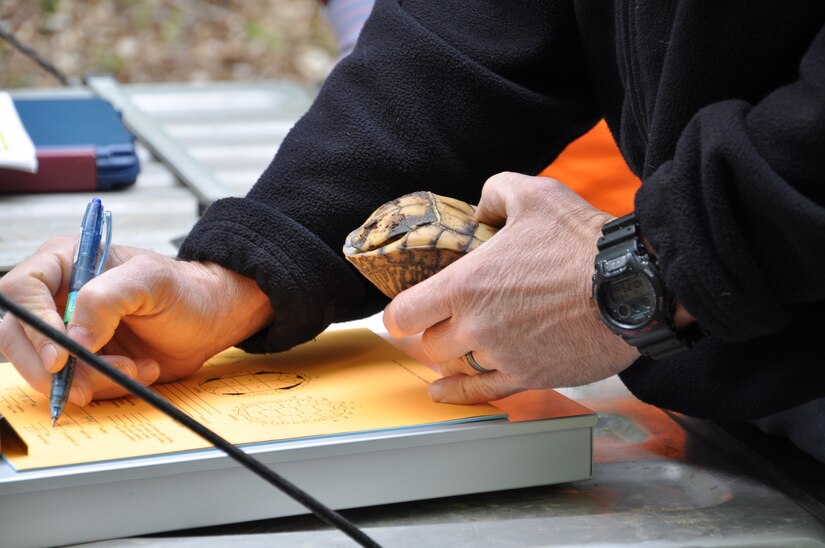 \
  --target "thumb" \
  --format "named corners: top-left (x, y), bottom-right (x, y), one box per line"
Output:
top-left (474, 172), bottom-right (516, 227)
top-left (428, 372), bottom-right (518, 404)
top-left (65, 257), bottom-right (160, 353)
